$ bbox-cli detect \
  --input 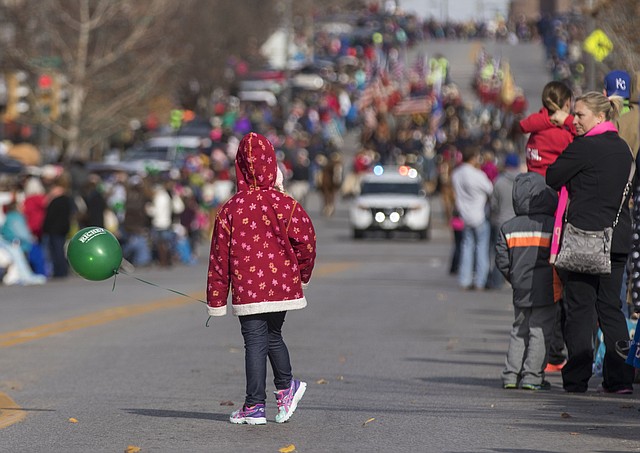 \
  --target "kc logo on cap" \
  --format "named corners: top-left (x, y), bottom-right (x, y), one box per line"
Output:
top-left (604, 70), bottom-right (631, 98)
